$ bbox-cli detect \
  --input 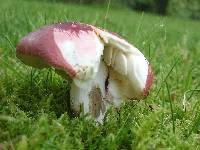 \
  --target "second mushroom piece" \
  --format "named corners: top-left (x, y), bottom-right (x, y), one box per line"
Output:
top-left (16, 22), bottom-right (153, 122)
